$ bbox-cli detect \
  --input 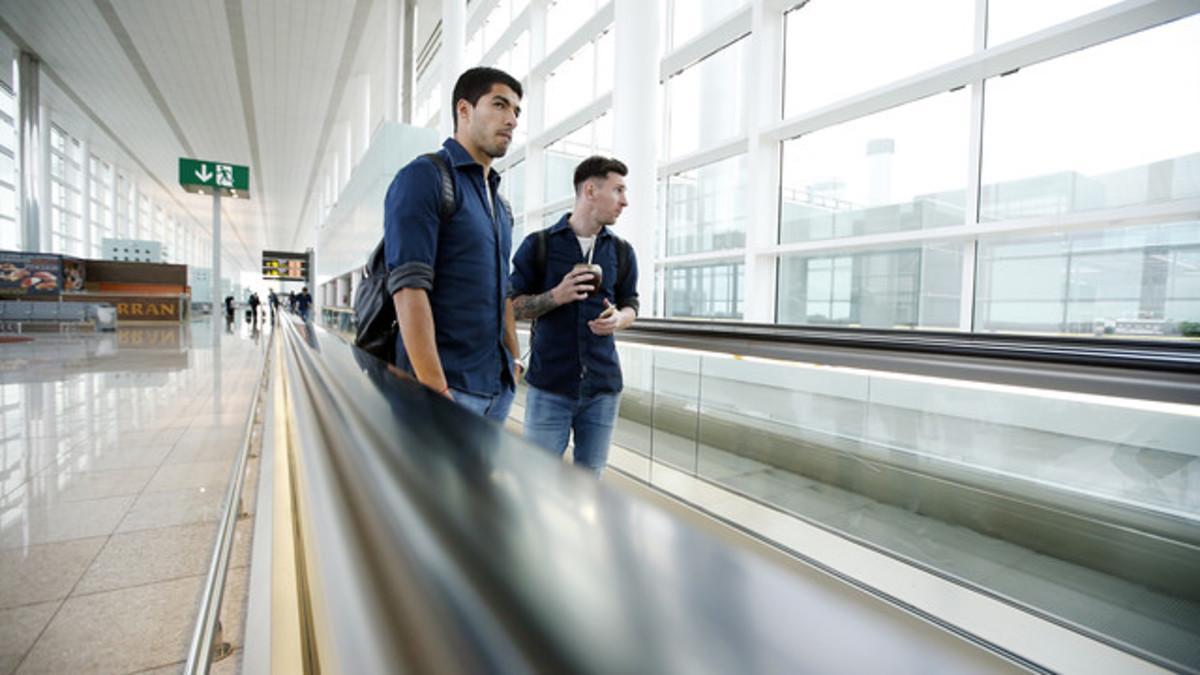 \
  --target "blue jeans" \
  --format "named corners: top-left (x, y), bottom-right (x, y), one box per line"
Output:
top-left (450, 385), bottom-right (515, 424)
top-left (524, 384), bottom-right (620, 474)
